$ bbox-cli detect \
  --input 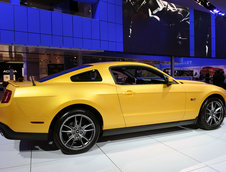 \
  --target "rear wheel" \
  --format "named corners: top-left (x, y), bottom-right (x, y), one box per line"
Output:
top-left (53, 109), bottom-right (100, 154)
top-left (198, 98), bottom-right (225, 130)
